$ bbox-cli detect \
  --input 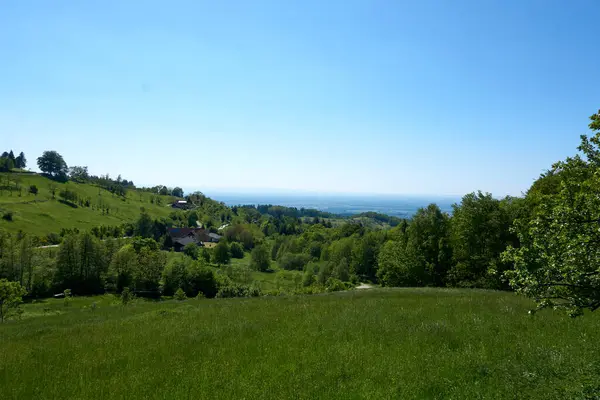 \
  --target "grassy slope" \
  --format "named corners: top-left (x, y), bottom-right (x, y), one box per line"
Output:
top-left (0, 173), bottom-right (174, 236)
top-left (1, 289), bottom-right (599, 399)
